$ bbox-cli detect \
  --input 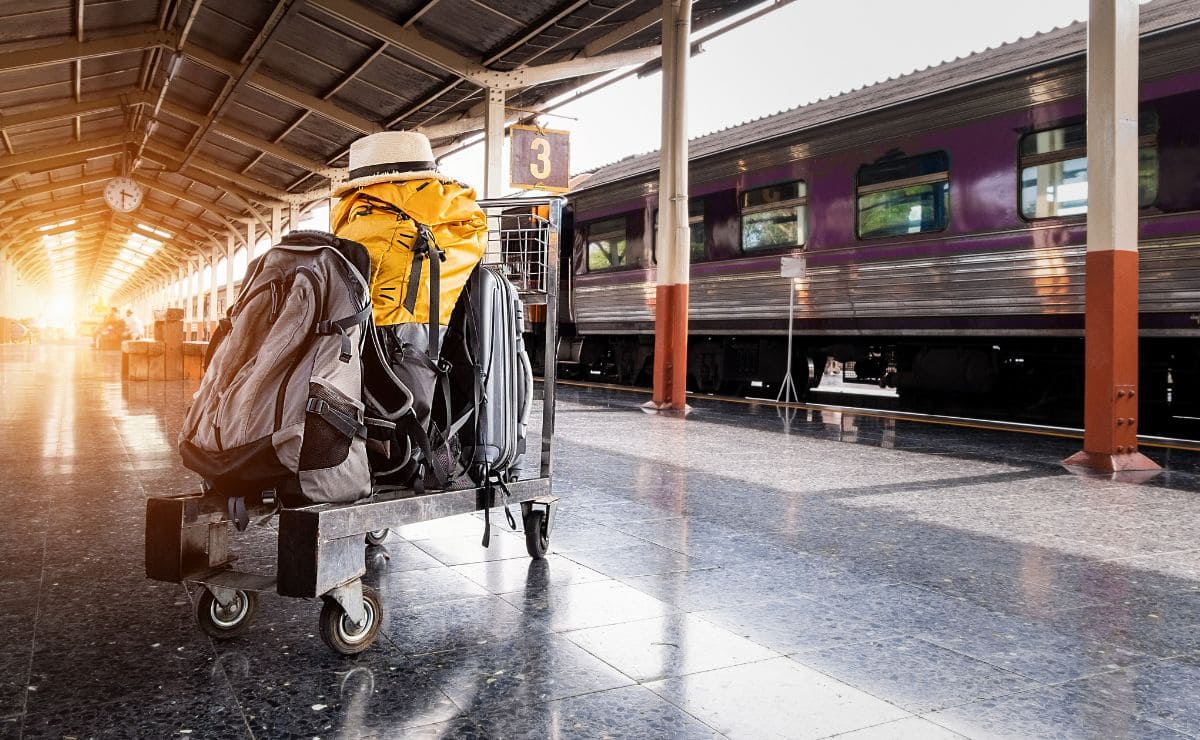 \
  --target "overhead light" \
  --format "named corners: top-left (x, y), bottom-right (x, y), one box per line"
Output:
top-left (38, 219), bottom-right (76, 232)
